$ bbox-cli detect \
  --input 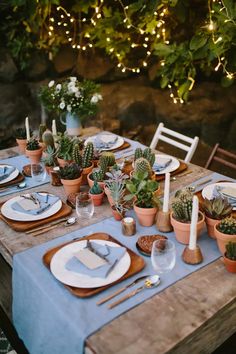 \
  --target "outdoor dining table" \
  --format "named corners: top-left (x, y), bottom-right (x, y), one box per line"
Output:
top-left (0, 134), bottom-right (236, 354)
